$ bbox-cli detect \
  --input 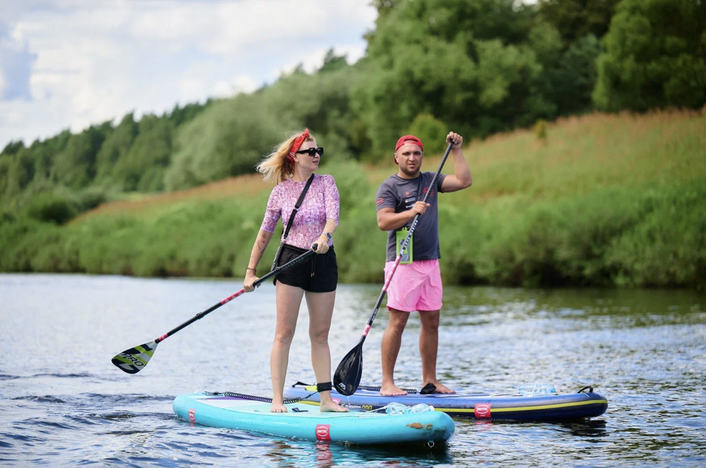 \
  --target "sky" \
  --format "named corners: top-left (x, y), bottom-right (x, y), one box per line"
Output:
top-left (0, 0), bottom-right (378, 150)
